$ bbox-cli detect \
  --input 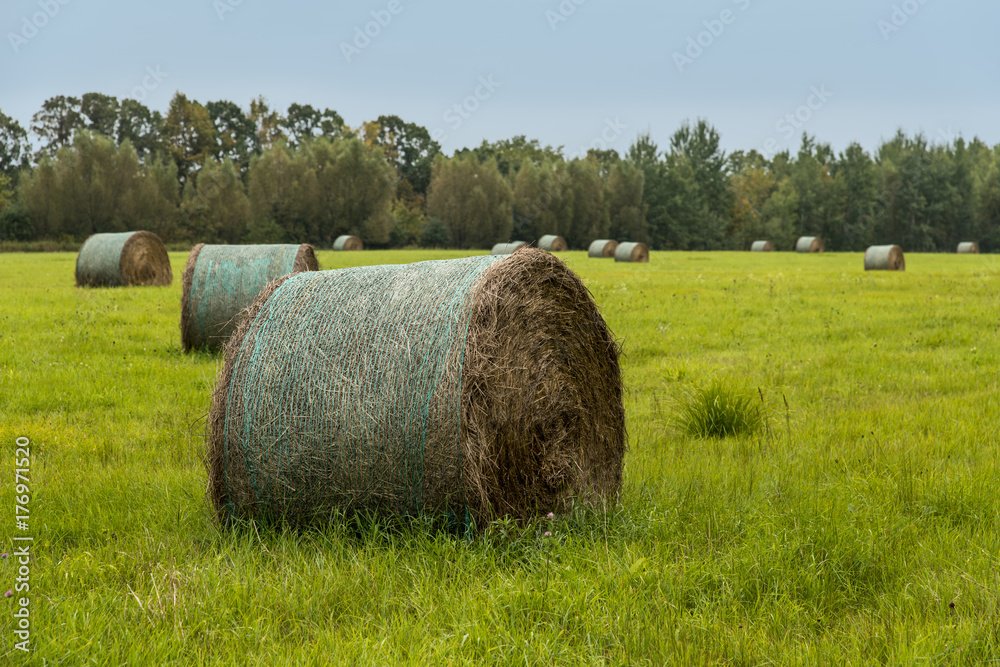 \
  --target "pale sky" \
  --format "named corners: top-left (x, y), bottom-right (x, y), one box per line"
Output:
top-left (2, 0), bottom-right (997, 158)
